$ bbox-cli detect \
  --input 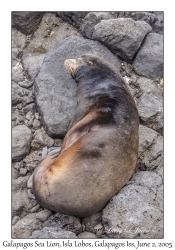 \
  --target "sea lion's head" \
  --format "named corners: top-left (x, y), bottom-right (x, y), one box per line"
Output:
top-left (64, 54), bottom-right (118, 83)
